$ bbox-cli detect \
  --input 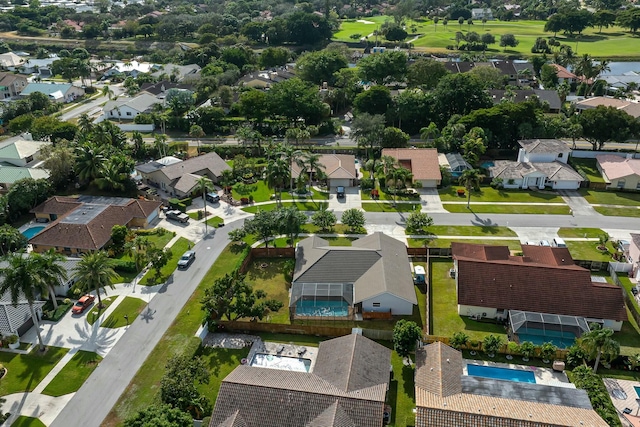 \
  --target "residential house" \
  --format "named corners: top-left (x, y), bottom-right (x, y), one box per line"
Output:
top-left (102, 61), bottom-right (156, 79)
top-left (471, 8), bottom-right (493, 19)
top-left (443, 153), bottom-right (471, 176)
top-left (629, 234), bottom-right (640, 280)
top-left (102, 93), bottom-right (162, 121)
top-left (0, 167), bottom-right (49, 192)
top-left (210, 334), bottom-right (391, 427)
top-left (139, 81), bottom-right (194, 99)
top-left (415, 342), bottom-right (608, 427)
top-left (551, 64), bottom-right (578, 85)
top-left (18, 55), bottom-right (59, 77)
top-left (601, 72), bottom-right (640, 91)
top-left (381, 148), bottom-right (442, 188)
top-left (574, 96), bottom-right (640, 119)
top-left (237, 67), bottom-right (295, 90)
top-left (0, 72), bottom-right (28, 99)
top-left (291, 153), bottom-right (357, 190)
top-left (487, 139), bottom-right (583, 190)
top-left (135, 152), bottom-right (231, 198)
top-left (596, 154), bottom-right (640, 190)
top-left (150, 63), bottom-right (201, 83)
top-left (20, 82), bottom-right (84, 103)
top-left (442, 60), bottom-right (529, 86)
top-left (0, 138), bottom-right (49, 167)
top-left (29, 196), bottom-right (162, 254)
top-left (0, 52), bottom-right (26, 70)
top-left (451, 242), bottom-right (627, 331)
top-left (488, 89), bottom-right (562, 113)
top-left (291, 232), bottom-right (417, 317)
top-left (0, 289), bottom-right (46, 337)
